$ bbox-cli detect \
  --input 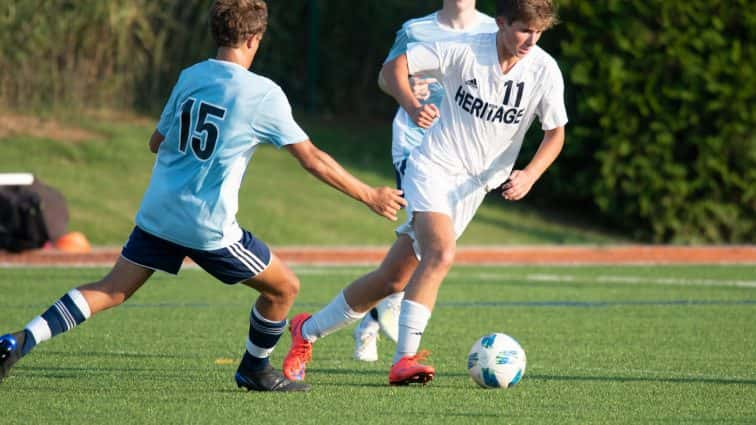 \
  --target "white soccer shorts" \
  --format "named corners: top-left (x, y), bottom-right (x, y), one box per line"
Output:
top-left (396, 157), bottom-right (488, 259)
